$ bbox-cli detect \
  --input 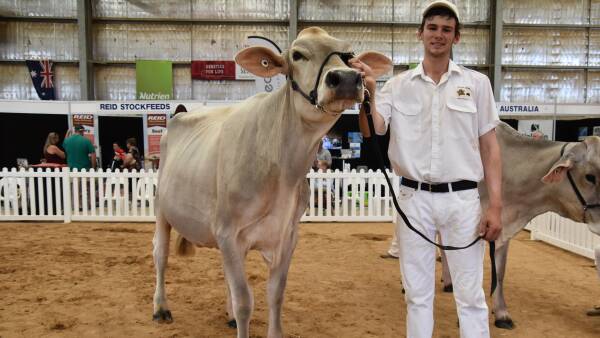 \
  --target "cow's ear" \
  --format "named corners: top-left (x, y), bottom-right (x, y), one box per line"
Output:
top-left (541, 159), bottom-right (573, 184)
top-left (356, 51), bottom-right (392, 79)
top-left (235, 46), bottom-right (287, 78)
top-left (541, 142), bottom-right (587, 183)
